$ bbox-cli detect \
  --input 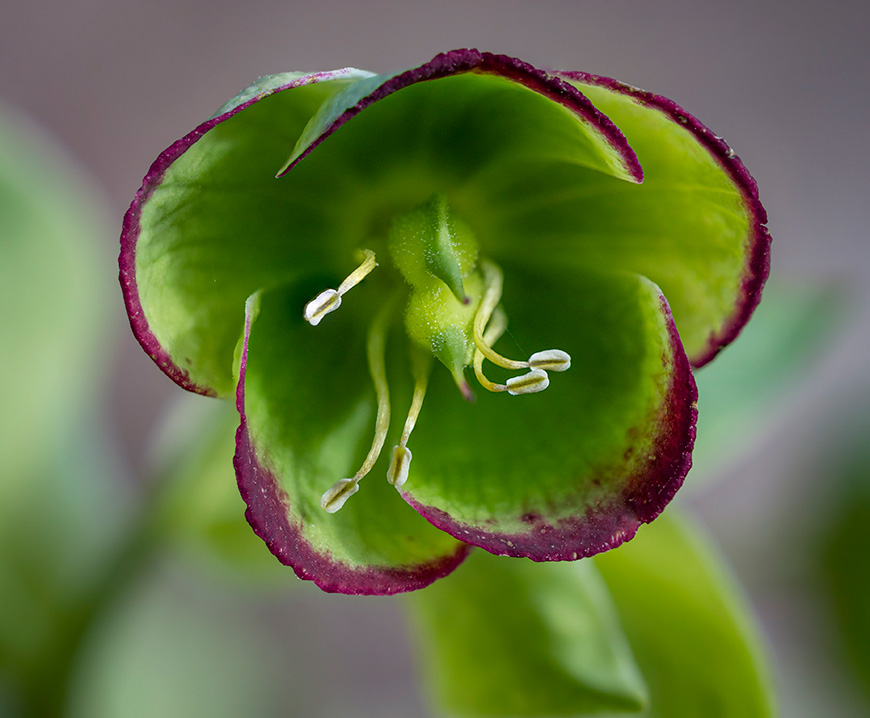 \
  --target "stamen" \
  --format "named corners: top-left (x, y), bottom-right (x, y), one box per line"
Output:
top-left (320, 299), bottom-right (393, 512)
top-left (304, 249), bottom-right (377, 326)
top-left (472, 258), bottom-right (572, 377)
top-left (387, 349), bottom-right (431, 488)
top-left (506, 369), bottom-right (550, 395)
top-left (473, 306), bottom-right (511, 393)
top-left (472, 260), bottom-right (527, 371)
